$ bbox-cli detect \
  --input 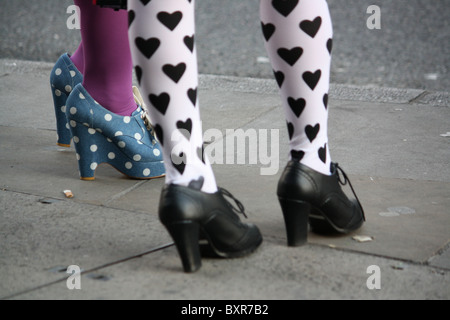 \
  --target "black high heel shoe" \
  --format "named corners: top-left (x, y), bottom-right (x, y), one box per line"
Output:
top-left (277, 161), bottom-right (365, 247)
top-left (159, 184), bottom-right (263, 273)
